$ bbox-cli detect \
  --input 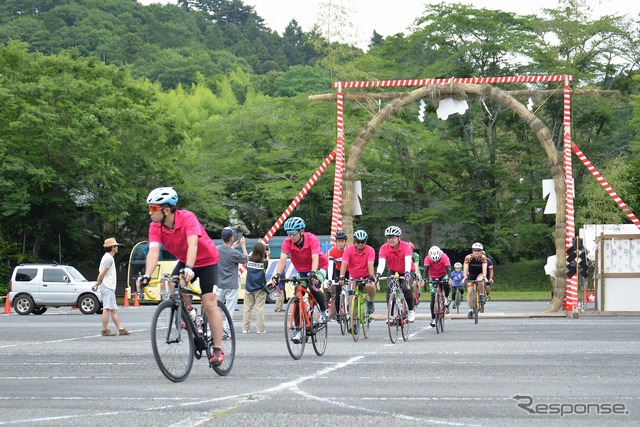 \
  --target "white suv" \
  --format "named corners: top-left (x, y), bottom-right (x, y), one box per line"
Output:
top-left (8, 264), bottom-right (103, 315)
